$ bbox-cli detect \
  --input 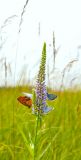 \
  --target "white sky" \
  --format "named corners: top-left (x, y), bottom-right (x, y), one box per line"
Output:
top-left (0, 0), bottom-right (81, 88)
